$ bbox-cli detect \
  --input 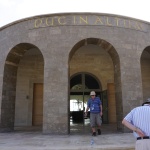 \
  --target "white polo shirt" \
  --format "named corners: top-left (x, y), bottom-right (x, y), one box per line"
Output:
top-left (124, 105), bottom-right (150, 137)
